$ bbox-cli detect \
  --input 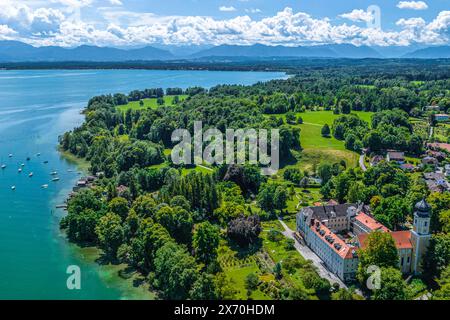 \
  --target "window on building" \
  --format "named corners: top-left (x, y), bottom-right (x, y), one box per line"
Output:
top-left (401, 257), bottom-right (404, 266)
top-left (424, 221), bottom-right (428, 227)
top-left (407, 257), bottom-right (410, 263)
